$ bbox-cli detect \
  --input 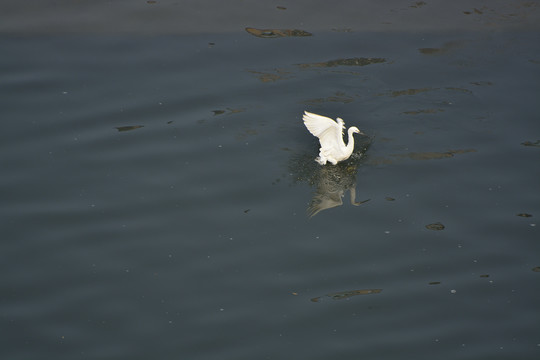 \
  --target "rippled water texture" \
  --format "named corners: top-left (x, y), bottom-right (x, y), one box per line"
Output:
top-left (1, 2), bottom-right (540, 360)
